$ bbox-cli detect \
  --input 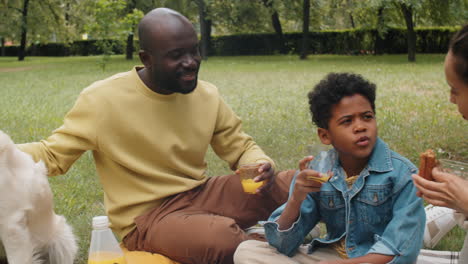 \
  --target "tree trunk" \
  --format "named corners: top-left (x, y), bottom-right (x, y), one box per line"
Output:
top-left (261, 0), bottom-right (286, 54)
top-left (206, 18), bottom-right (212, 55)
top-left (300, 0), bottom-right (310, 60)
top-left (1, 37), bottom-right (5, 57)
top-left (400, 3), bottom-right (416, 62)
top-left (197, 0), bottom-right (209, 60)
top-left (125, 0), bottom-right (136, 60)
top-left (374, 6), bottom-right (385, 55)
top-left (347, 0), bottom-right (355, 28)
top-left (126, 32), bottom-right (134, 60)
top-left (270, 10), bottom-right (286, 54)
top-left (349, 14), bottom-right (355, 28)
top-left (18, 0), bottom-right (30, 61)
